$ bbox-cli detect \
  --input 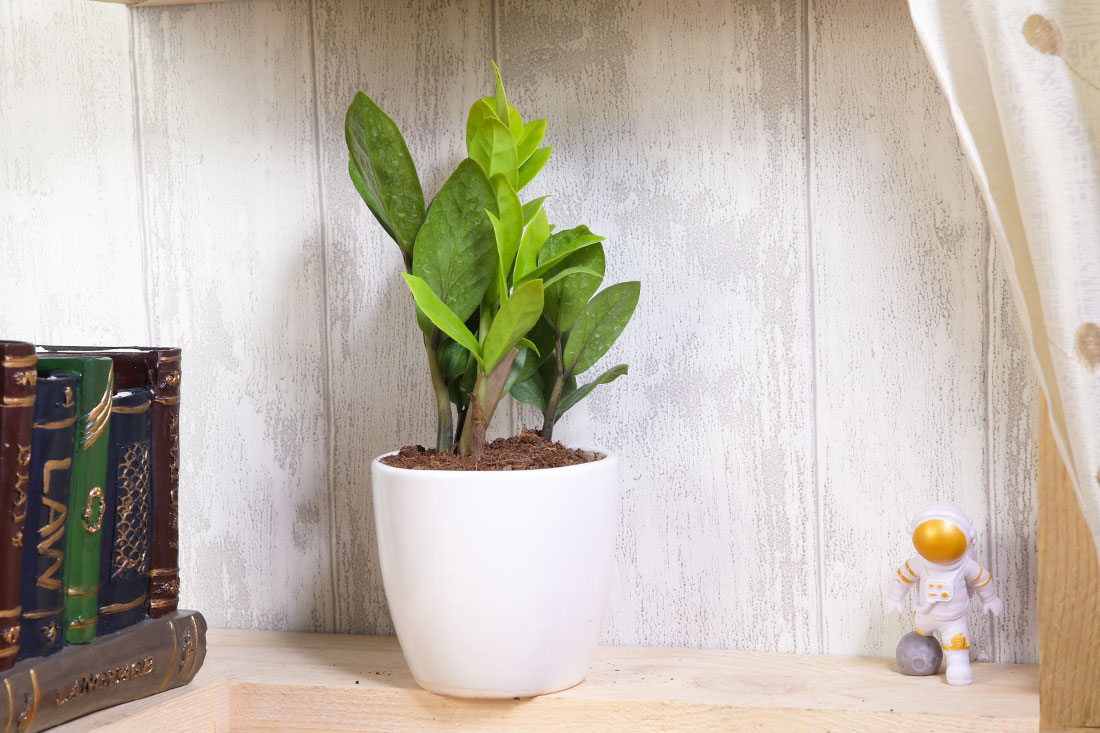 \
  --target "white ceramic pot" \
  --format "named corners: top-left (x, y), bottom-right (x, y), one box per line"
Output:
top-left (371, 450), bottom-right (619, 698)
